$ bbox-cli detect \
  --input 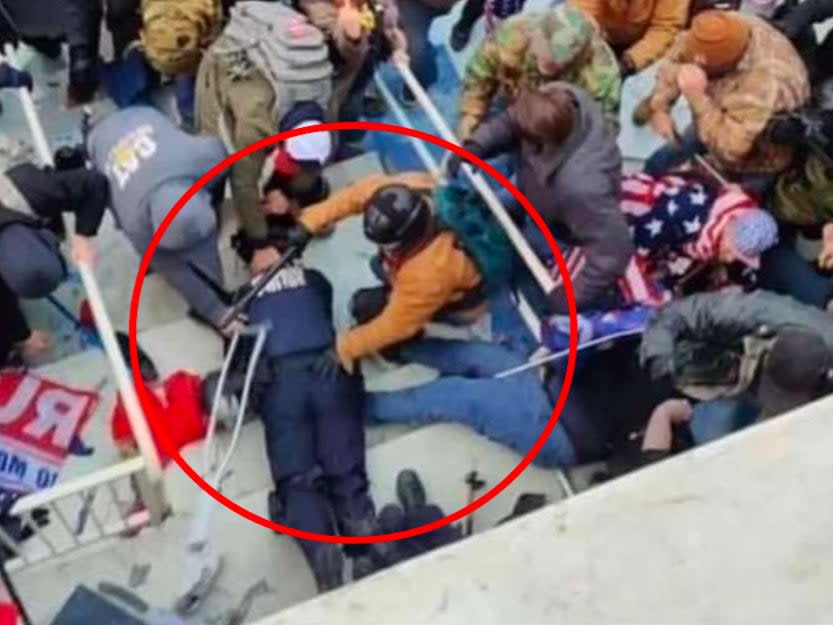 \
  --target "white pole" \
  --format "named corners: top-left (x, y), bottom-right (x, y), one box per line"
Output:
top-left (373, 72), bottom-right (444, 182)
top-left (394, 62), bottom-right (557, 295)
top-left (5, 51), bottom-right (165, 487)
